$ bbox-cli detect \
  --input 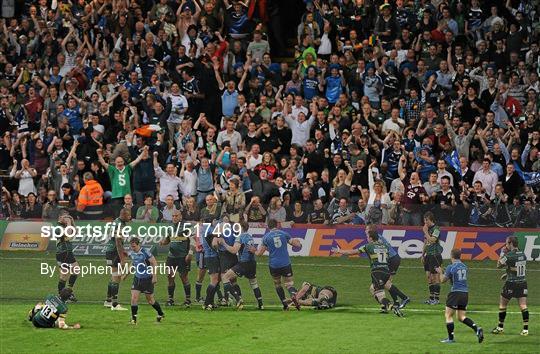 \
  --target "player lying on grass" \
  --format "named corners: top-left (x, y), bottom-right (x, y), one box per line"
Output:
top-left (492, 236), bottom-right (529, 336)
top-left (257, 219), bottom-right (302, 310)
top-left (28, 288), bottom-right (80, 329)
top-left (128, 237), bottom-right (164, 324)
top-left (104, 208), bottom-right (131, 310)
top-left (440, 249), bottom-right (484, 344)
top-left (366, 224), bottom-right (410, 309)
top-left (422, 211), bottom-right (444, 305)
top-left (217, 219), bottom-right (264, 310)
top-left (290, 281), bottom-right (338, 309)
top-left (159, 210), bottom-right (194, 307)
top-left (333, 230), bottom-right (404, 317)
top-left (55, 210), bottom-right (79, 302)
